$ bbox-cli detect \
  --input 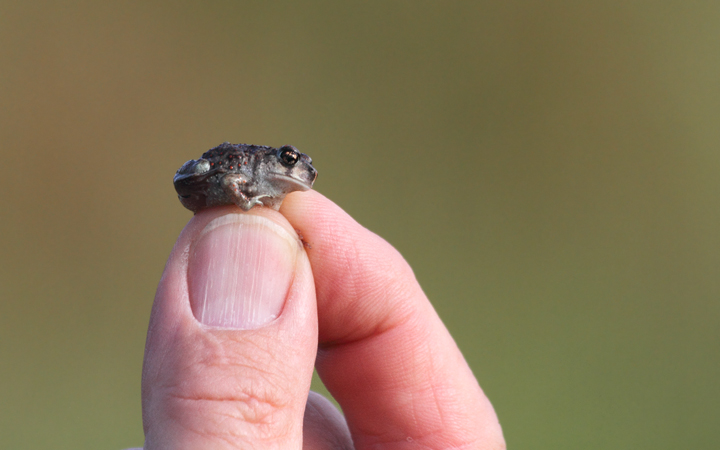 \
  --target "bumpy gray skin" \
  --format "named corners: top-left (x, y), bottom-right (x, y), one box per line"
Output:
top-left (173, 142), bottom-right (317, 213)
